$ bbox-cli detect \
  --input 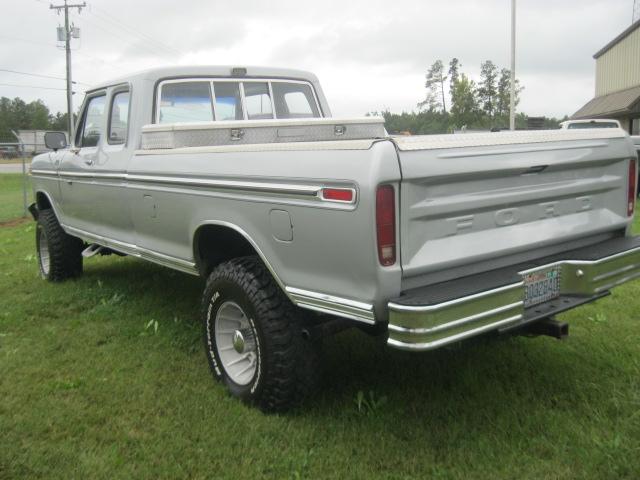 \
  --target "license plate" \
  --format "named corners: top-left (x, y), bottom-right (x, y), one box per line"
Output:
top-left (523, 266), bottom-right (561, 308)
